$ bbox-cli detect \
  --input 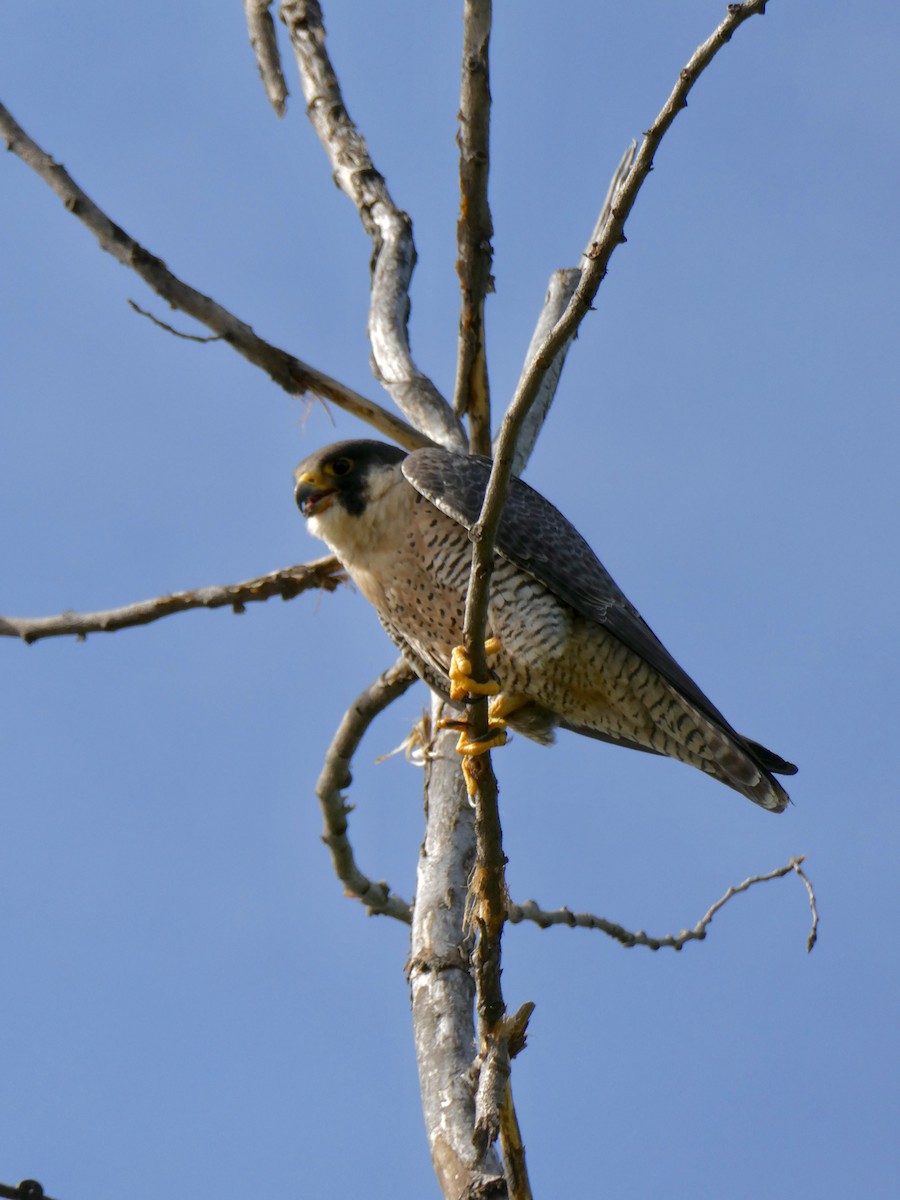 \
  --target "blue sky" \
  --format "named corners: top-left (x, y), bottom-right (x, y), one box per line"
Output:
top-left (1, 3), bottom-right (898, 1197)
